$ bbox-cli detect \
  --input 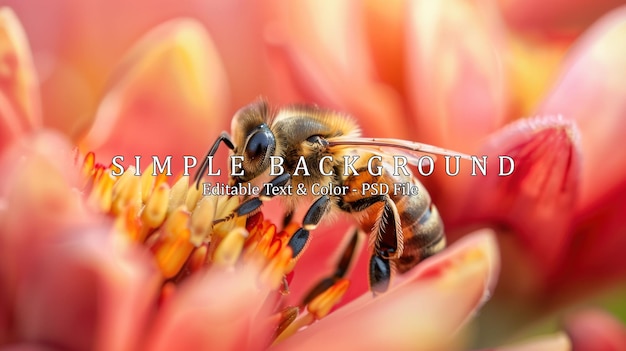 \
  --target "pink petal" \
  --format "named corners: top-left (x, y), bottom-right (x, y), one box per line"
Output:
top-left (564, 309), bottom-right (626, 351)
top-left (538, 6), bottom-right (626, 212)
top-left (0, 132), bottom-right (87, 311)
top-left (0, 7), bottom-right (41, 152)
top-left (145, 268), bottom-right (271, 351)
top-left (81, 19), bottom-right (229, 175)
top-left (264, 0), bottom-right (407, 138)
top-left (272, 230), bottom-right (499, 351)
top-left (15, 232), bottom-right (161, 351)
top-left (407, 0), bottom-right (507, 152)
top-left (449, 116), bottom-right (581, 286)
